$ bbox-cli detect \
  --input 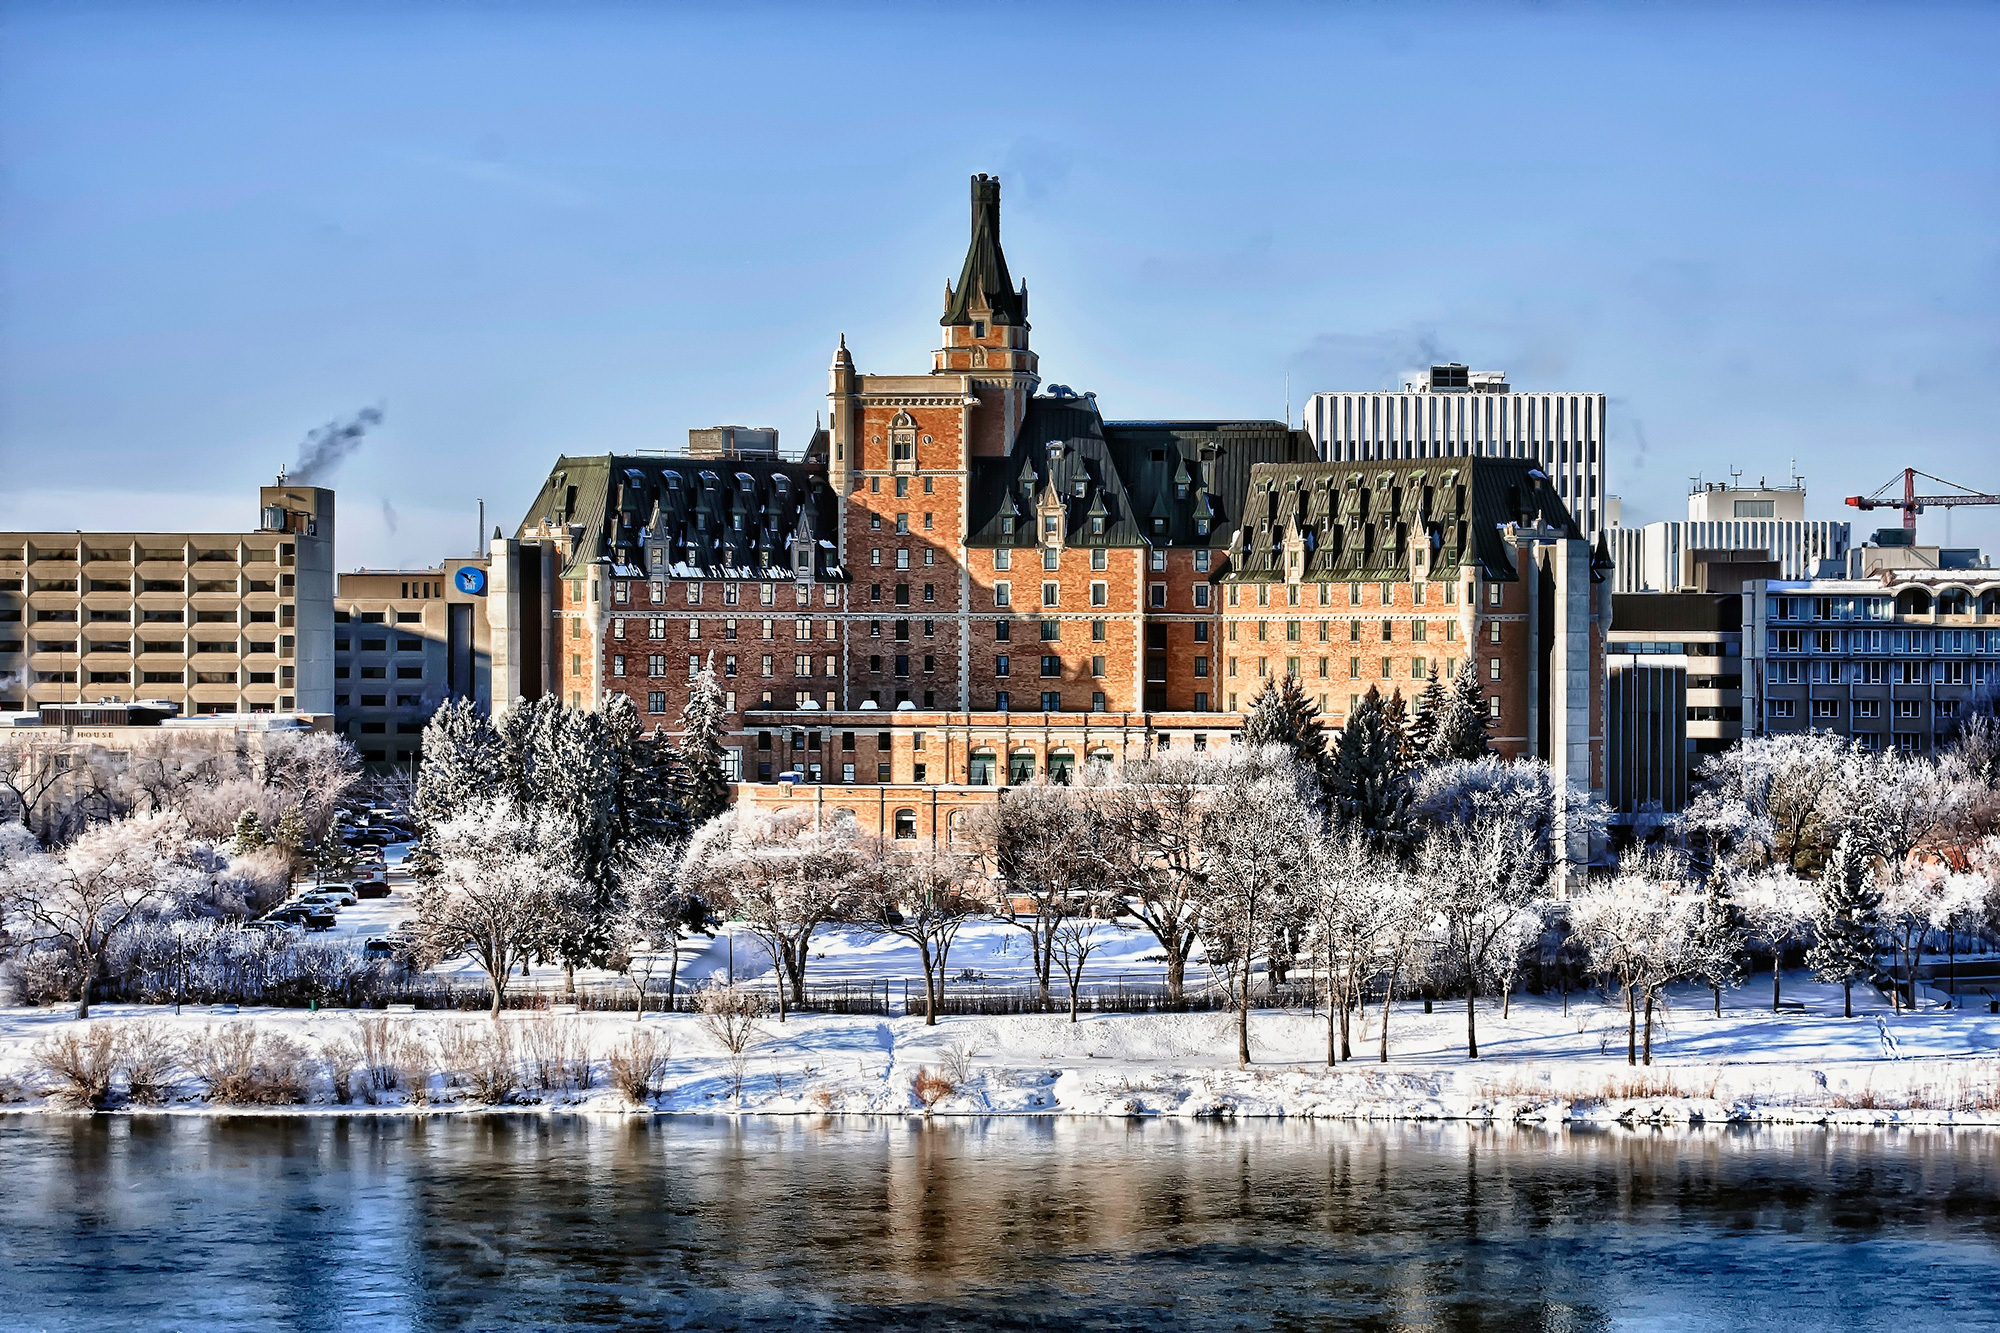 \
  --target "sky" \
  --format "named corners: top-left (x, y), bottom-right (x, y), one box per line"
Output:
top-left (2, 1), bottom-right (1997, 568)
